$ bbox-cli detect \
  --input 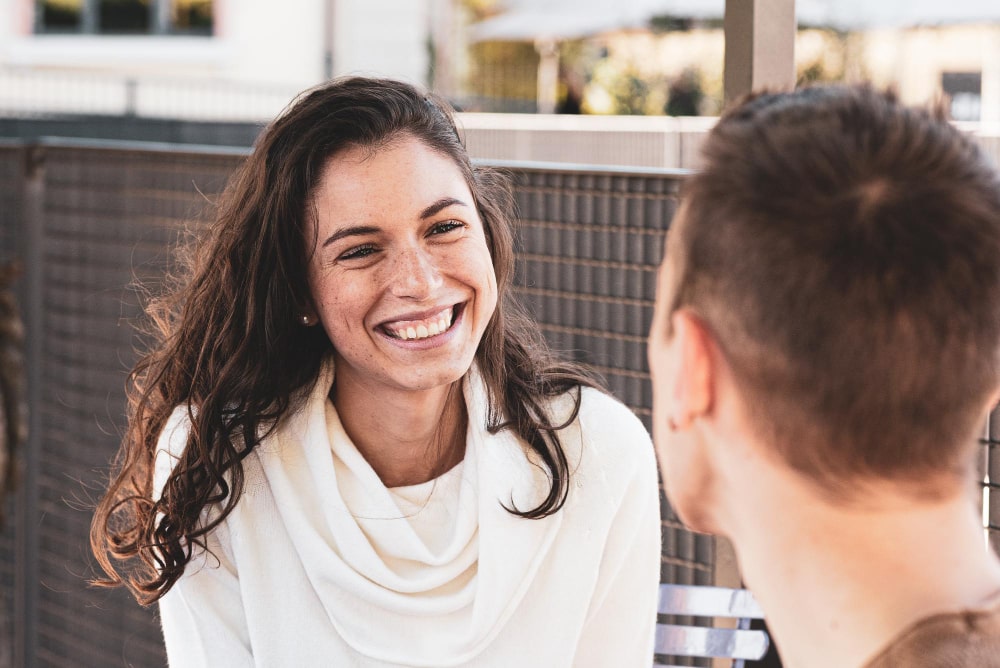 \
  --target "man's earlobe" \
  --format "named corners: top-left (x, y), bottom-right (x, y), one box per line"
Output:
top-left (669, 310), bottom-right (714, 430)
